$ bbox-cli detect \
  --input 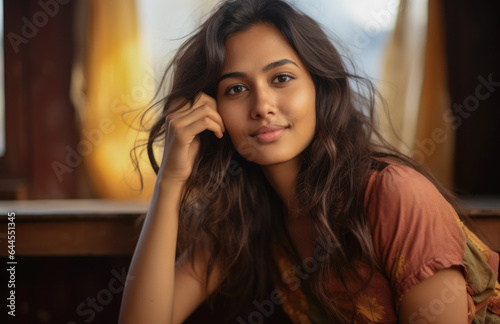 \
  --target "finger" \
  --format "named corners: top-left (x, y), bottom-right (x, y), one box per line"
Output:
top-left (182, 116), bottom-right (225, 140)
top-left (173, 93), bottom-right (215, 115)
top-left (176, 94), bottom-right (220, 121)
top-left (168, 103), bottom-right (225, 135)
top-left (190, 103), bottom-right (225, 133)
top-left (166, 96), bottom-right (191, 115)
